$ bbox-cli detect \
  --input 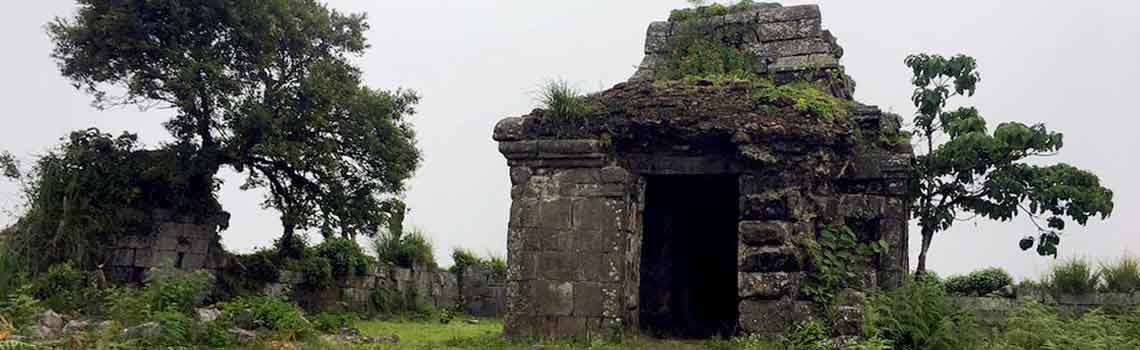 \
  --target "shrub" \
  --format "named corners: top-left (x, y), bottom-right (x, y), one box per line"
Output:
top-left (313, 238), bottom-right (370, 277)
top-left (487, 255), bottom-right (508, 276)
top-left (104, 286), bottom-right (148, 326)
top-left (143, 265), bottom-right (213, 314)
top-left (373, 227), bottom-right (435, 268)
top-left (301, 255), bottom-right (333, 290)
top-left (0, 289), bottom-right (42, 329)
top-left (943, 267), bottom-right (1013, 296)
top-left (237, 249), bottom-right (282, 283)
top-left (864, 278), bottom-right (981, 350)
top-left (659, 39), bottom-right (755, 82)
top-left (221, 296), bottom-right (310, 335)
top-left (448, 248), bottom-right (507, 277)
top-left (1100, 255), bottom-right (1140, 293)
top-left (273, 234), bottom-right (309, 260)
top-left (1049, 258), bottom-right (1101, 295)
top-left (30, 263), bottom-right (87, 313)
top-left (150, 310), bottom-right (194, 346)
